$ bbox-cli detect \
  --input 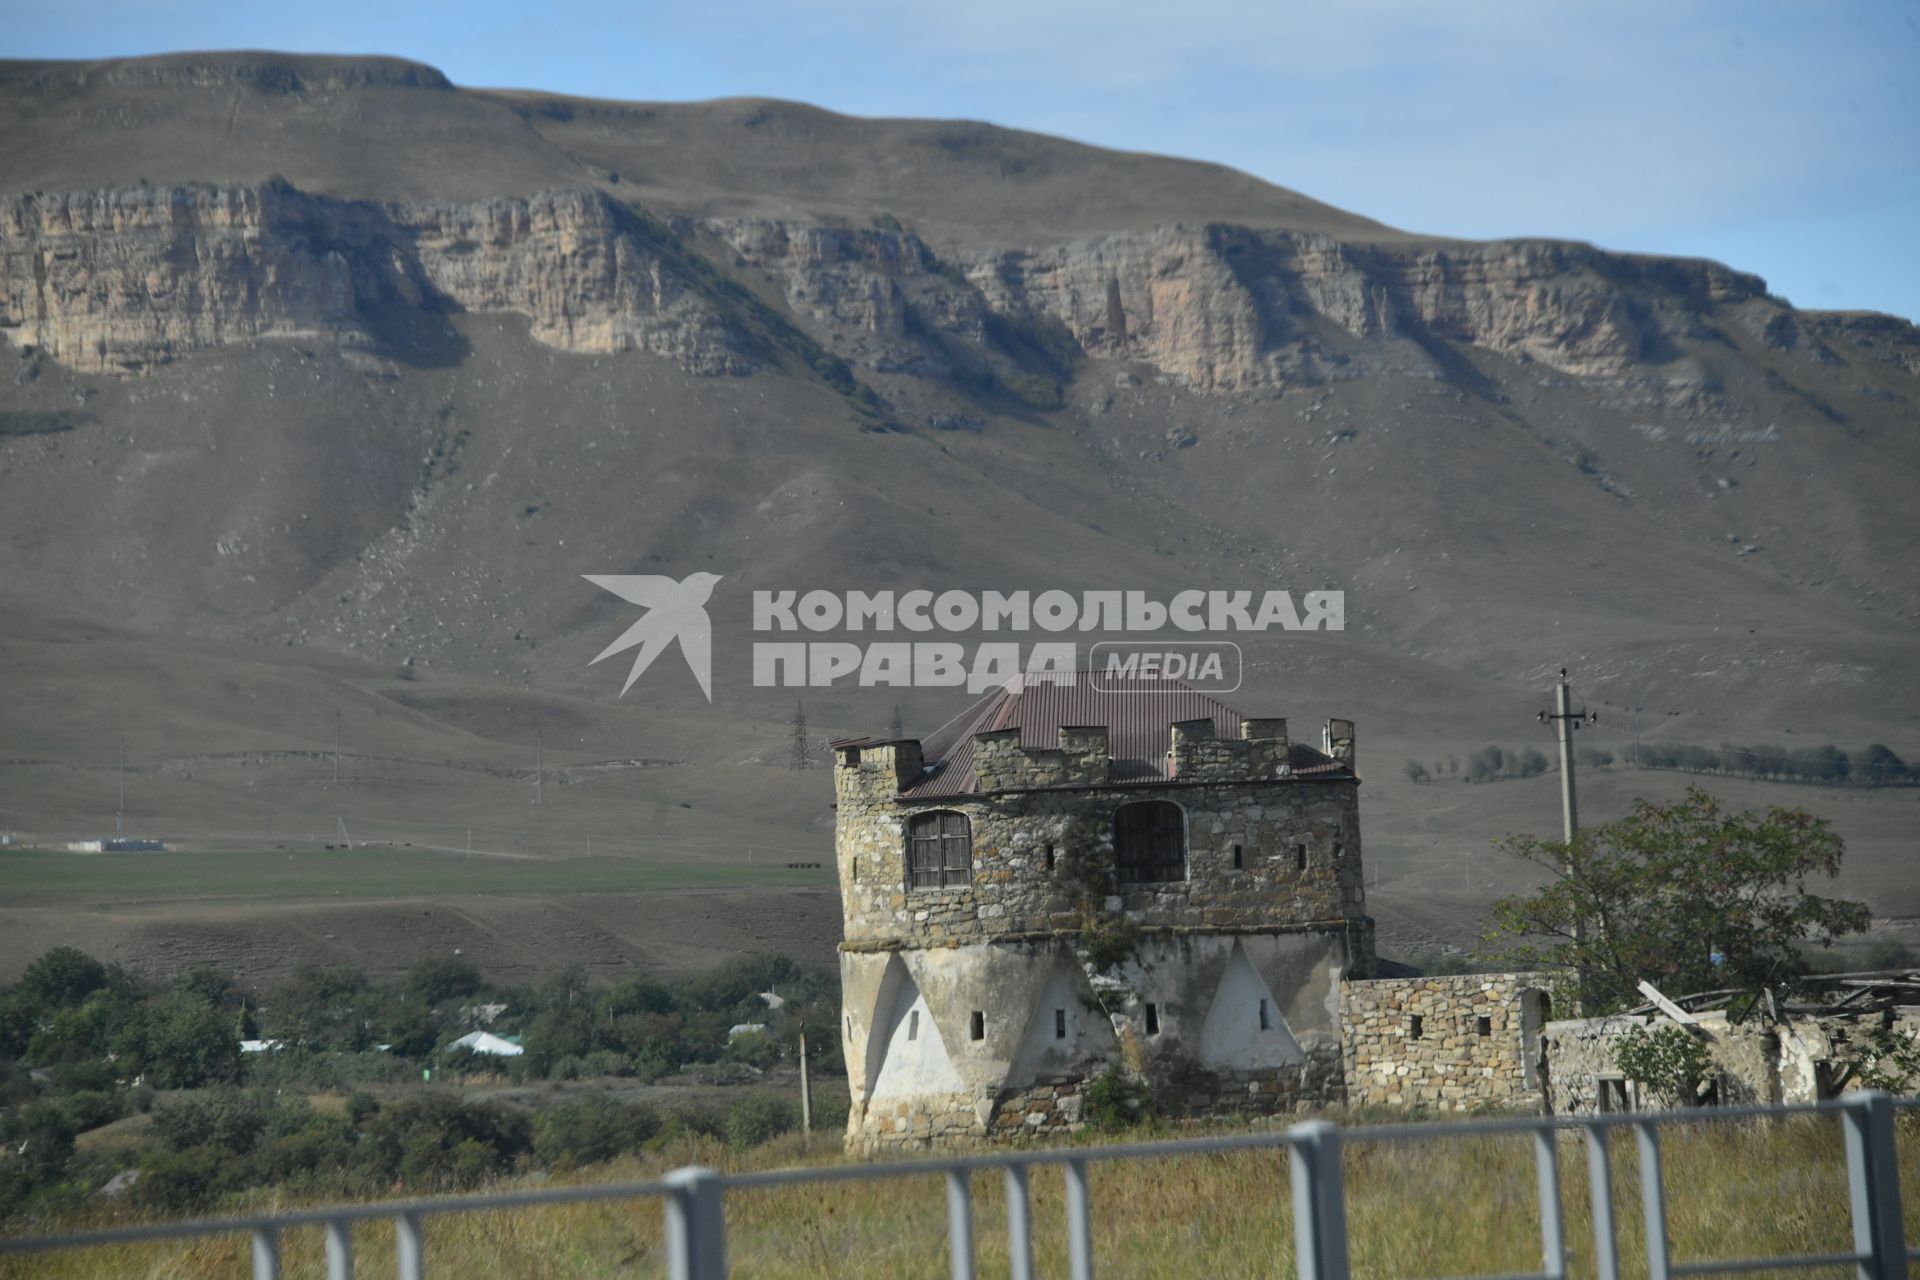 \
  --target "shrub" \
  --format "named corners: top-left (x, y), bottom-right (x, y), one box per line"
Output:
top-left (1615, 1024), bottom-right (1716, 1105)
top-left (725, 1094), bottom-right (797, 1151)
top-left (56, 1089), bottom-right (123, 1134)
top-left (359, 1095), bottom-right (531, 1190)
top-left (4, 1104), bottom-right (77, 1184)
top-left (532, 1094), bottom-right (661, 1171)
top-left (151, 1089), bottom-right (277, 1155)
top-left (1084, 1067), bottom-right (1149, 1132)
top-left (139, 1144), bottom-right (238, 1212)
